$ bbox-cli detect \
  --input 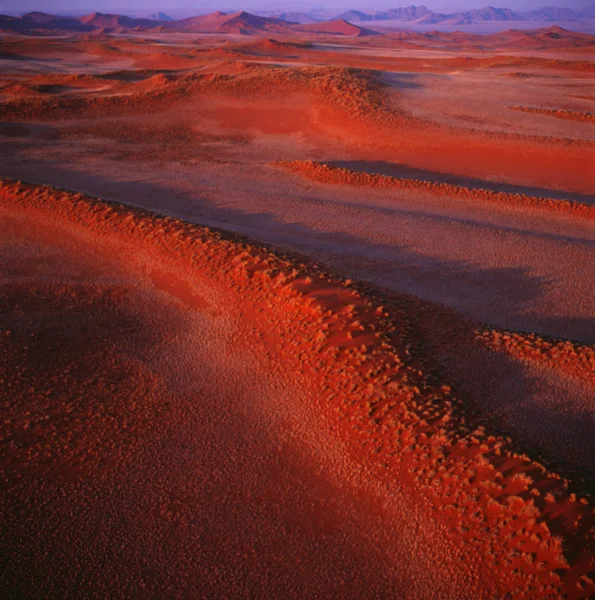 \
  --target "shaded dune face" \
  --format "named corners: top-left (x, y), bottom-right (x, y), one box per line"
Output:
top-left (1, 180), bottom-right (594, 599)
